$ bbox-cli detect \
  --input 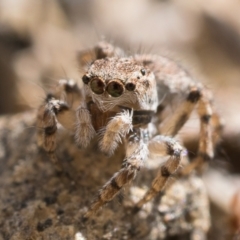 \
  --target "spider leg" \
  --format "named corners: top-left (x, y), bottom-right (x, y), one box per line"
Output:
top-left (179, 96), bottom-right (224, 176)
top-left (158, 85), bottom-right (223, 175)
top-left (211, 112), bottom-right (224, 147)
top-left (37, 98), bottom-right (69, 172)
top-left (37, 79), bottom-right (81, 171)
top-left (99, 110), bottom-right (133, 155)
top-left (159, 87), bottom-right (201, 136)
top-left (37, 79), bottom-right (81, 141)
top-left (53, 79), bottom-right (82, 109)
top-left (135, 135), bottom-right (183, 210)
top-left (83, 129), bottom-right (148, 220)
top-left (191, 89), bottom-right (214, 173)
top-left (75, 105), bottom-right (96, 148)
